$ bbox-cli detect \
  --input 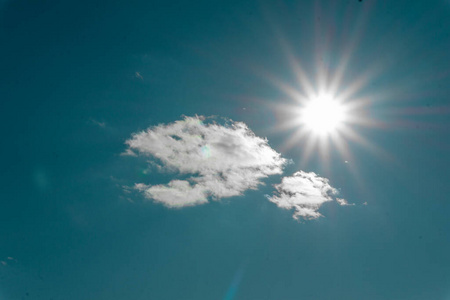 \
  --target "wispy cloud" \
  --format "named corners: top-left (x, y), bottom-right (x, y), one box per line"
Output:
top-left (0, 257), bottom-right (16, 266)
top-left (126, 116), bottom-right (286, 208)
top-left (267, 171), bottom-right (343, 220)
top-left (89, 118), bottom-right (106, 128)
top-left (120, 148), bottom-right (137, 157)
top-left (135, 72), bottom-right (143, 80)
